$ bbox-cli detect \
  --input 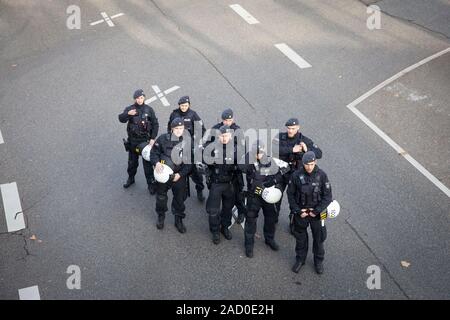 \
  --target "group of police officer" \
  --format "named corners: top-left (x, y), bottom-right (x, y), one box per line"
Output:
top-left (119, 89), bottom-right (333, 274)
